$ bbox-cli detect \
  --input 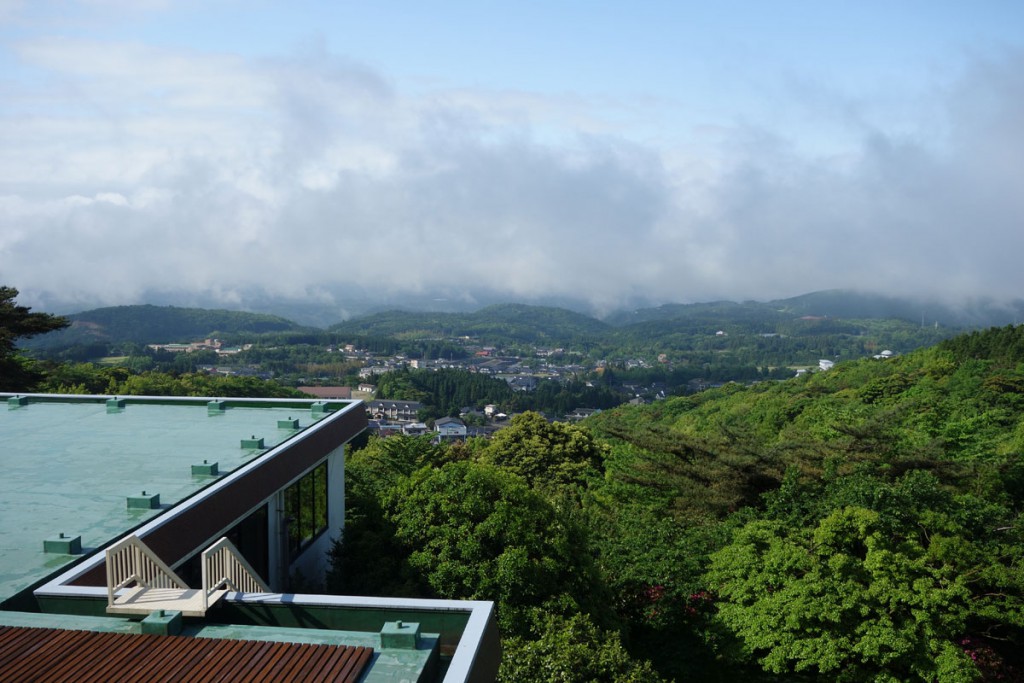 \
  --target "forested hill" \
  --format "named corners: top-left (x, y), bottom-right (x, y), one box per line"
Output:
top-left (587, 323), bottom-right (1024, 507)
top-left (29, 304), bottom-right (302, 347)
top-left (576, 324), bottom-right (1024, 678)
top-left (330, 290), bottom-right (1024, 350)
top-left (328, 303), bottom-right (611, 344)
top-left (25, 291), bottom-right (1024, 360)
top-left (605, 289), bottom-right (1024, 328)
top-left (327, 294), bottom-right (961, 361)
top-left (331, 324), bottom-right (1024, 680)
